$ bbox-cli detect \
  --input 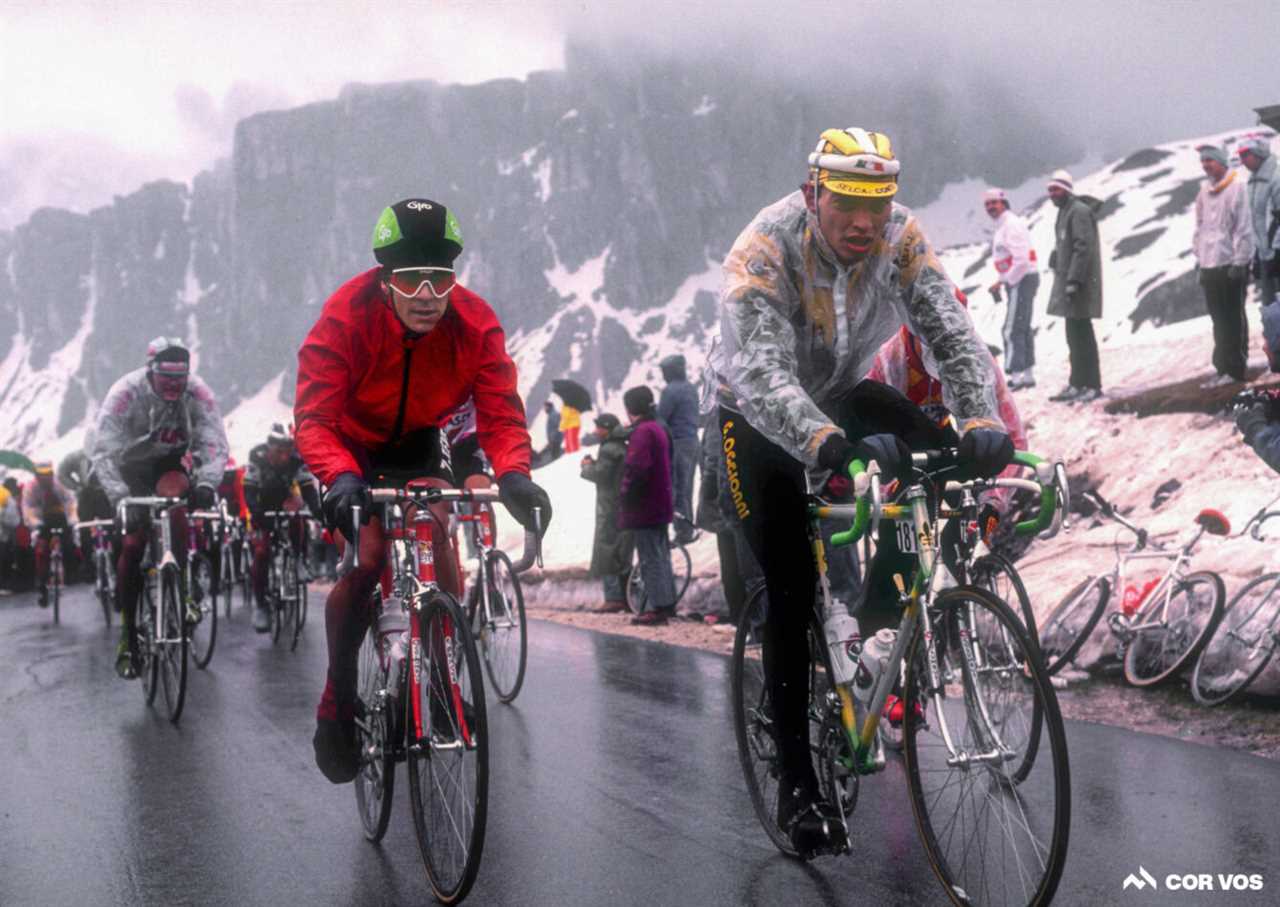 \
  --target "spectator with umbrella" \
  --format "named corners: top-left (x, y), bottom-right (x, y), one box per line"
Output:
top-left (552, 378), bottom-right (592, 454)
